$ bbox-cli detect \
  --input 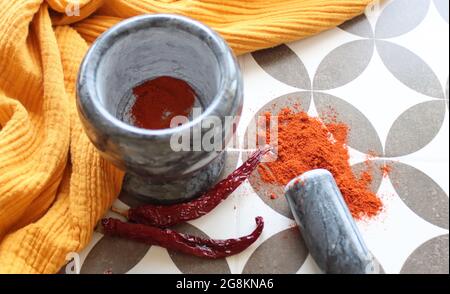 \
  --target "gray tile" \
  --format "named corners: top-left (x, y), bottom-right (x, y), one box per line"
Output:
top-left (434, 0), bottom-right (449, 23)
top-left (377, 40), bottom-right (445, 99)
top-left (446, 78), bottom-right (449, 109)
top-left (389, 161), bottom-right (449, 229)
top-left (314, 92), bottom-right (383, 155)
top-left (80, 235), bottom-right (151, 274)
top-left (401, 234), bottom-right (449, 274)
top-left (313, 40), bottom-right (374, 90)
top-left (248, 168), bottom-right (292, 219)
top-left (339, 14), bottom-right (374, 38)
top-left (385, 100), bottom-right (446, 157)
top-left (375, 0), bottom-right (430, 39)
top-left (446, 78), bottom-right (449, 100)
top-left (351, 160), bottom-right (386, 194)
top-left (252, 44), bottom-right (311, 90)
top-left (242, 228), bottom-right (308, 274)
